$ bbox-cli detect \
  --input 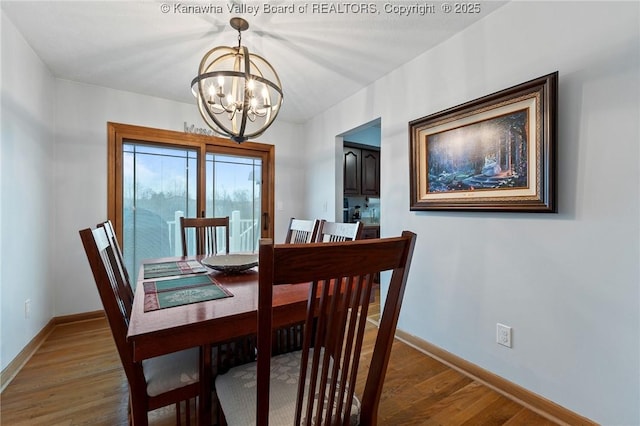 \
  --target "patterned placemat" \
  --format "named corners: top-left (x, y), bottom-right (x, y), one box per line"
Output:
top-left (143, 260), bottom-right (207, 279)
top-left (143, 275), bottom-right (233, 311)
